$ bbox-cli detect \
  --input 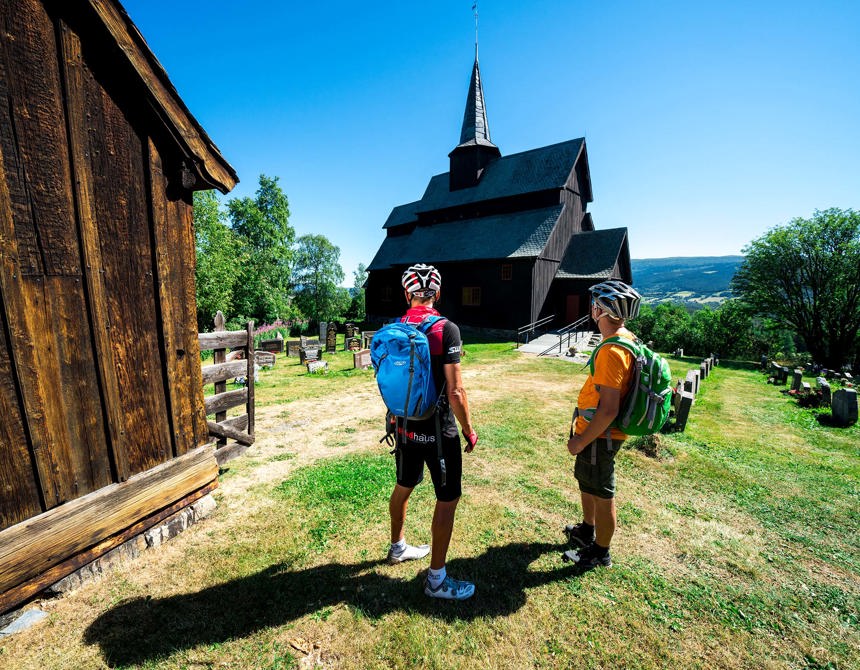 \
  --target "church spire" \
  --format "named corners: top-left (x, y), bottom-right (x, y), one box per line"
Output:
top-left (449, 5), bottom-right (501, 191)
